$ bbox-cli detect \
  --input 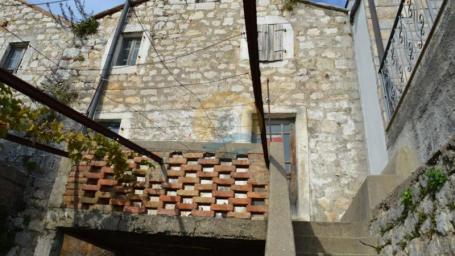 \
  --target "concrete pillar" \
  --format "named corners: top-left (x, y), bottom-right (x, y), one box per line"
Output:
top-left (33, 229), bottom-right (64, 256)
top-left (265, 142), bottom-right (296, 256)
